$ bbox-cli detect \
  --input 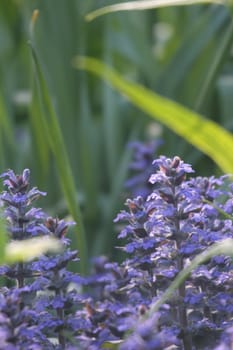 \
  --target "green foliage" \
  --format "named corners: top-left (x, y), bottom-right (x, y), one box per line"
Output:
top-left (30, 44), bottom-right (88, 274)
top-left (74, 56), bottom-right (233, 174)
top-left (85, 0), bottom-right (223, 21)
top-left (0, 0), bottom-right (233, 270)
top-left (5, 236), bottom-right (62, 264)
top-left (0, 214), bottom-right (7, 265)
